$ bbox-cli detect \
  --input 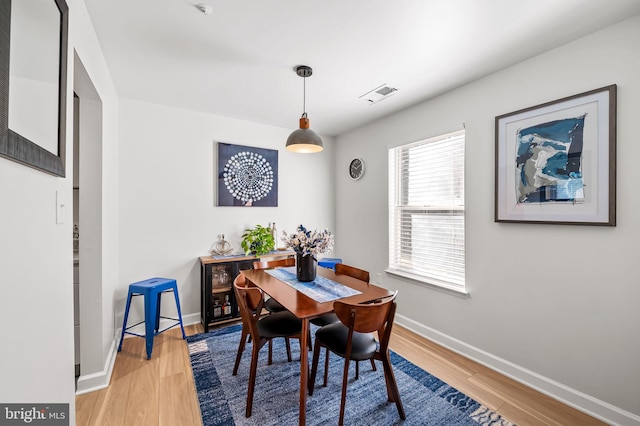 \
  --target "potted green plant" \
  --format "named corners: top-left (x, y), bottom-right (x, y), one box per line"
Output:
top-left (241, 225), bottom-right (275, 256)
